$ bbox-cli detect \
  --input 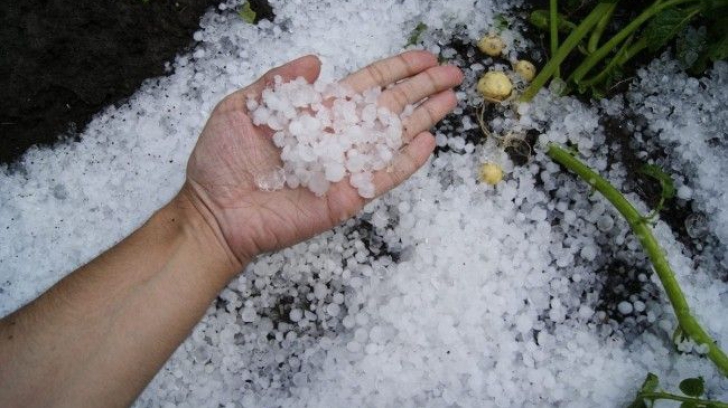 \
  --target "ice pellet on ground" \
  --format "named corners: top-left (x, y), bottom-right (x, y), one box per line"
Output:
top-left (617, 301), bottom-right (634, 315)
